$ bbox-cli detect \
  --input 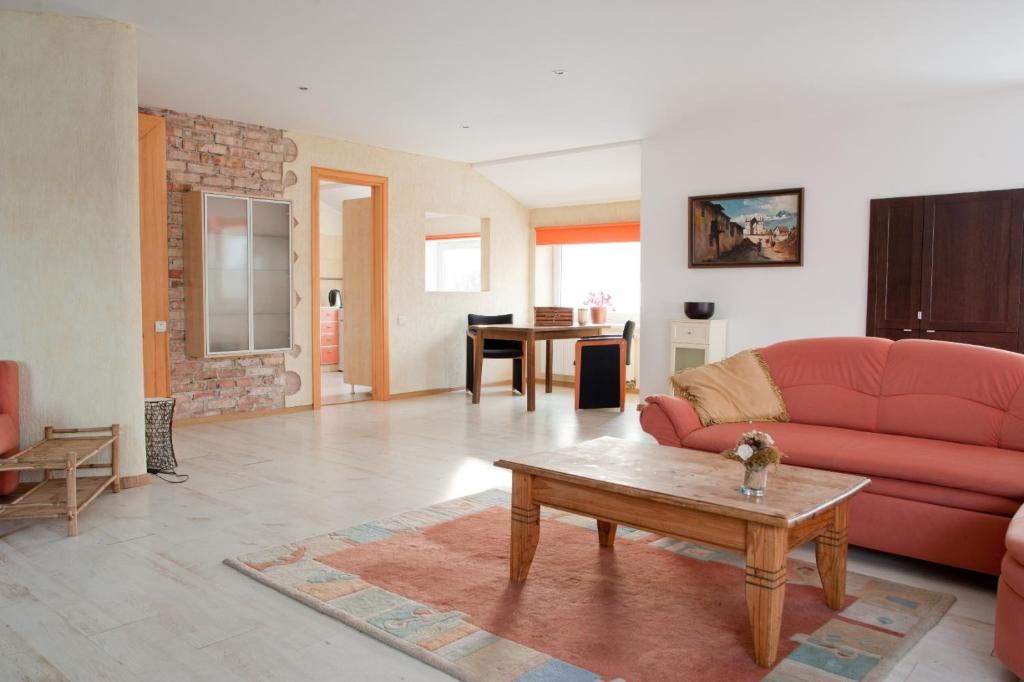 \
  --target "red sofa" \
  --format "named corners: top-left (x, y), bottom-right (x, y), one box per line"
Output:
top-left (996, 505), bottom-right (1024, 676)
top-left (0, 361), bottom-right (19, 495)
top-left (640, 337), bottom-right (1024, 576)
